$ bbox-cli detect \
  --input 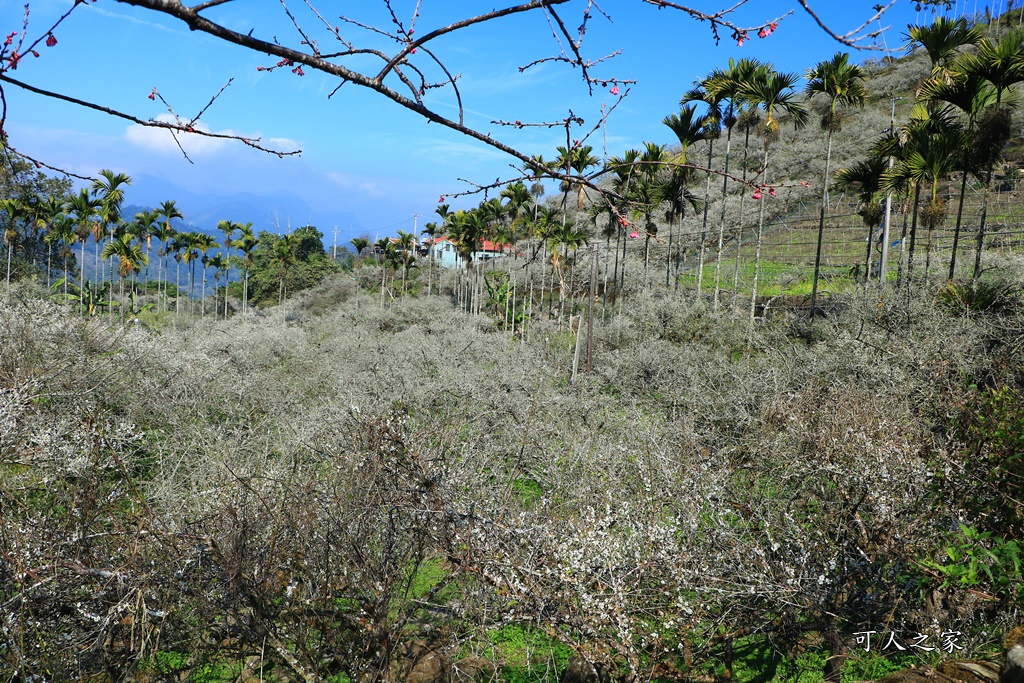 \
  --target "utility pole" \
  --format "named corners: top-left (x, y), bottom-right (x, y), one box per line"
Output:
top-left (332, 226), bottom-right (338, 261)
top-left (879, 97), bottom-right (899, 286)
